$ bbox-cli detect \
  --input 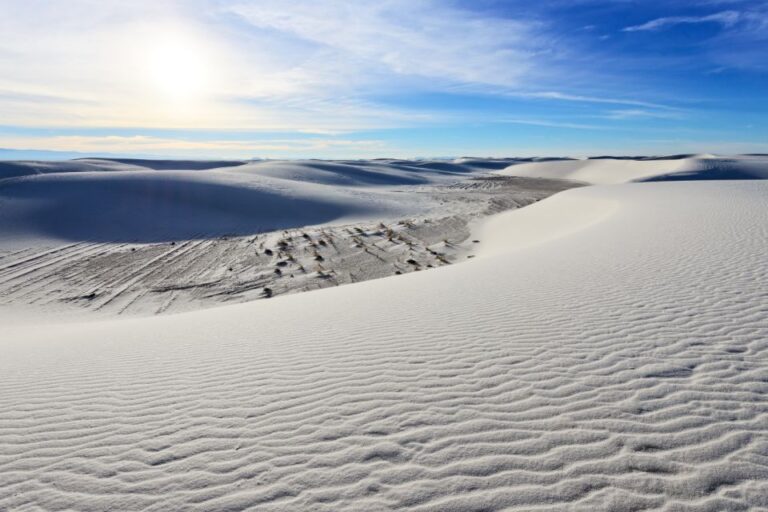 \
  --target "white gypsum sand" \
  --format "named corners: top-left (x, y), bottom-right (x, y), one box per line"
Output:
top-left (1, 155), bottom-right (768, 510)
top-left (0, 160), bottom-right (576, 316)
top-left (497, 154), bottom-right (768, 184)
